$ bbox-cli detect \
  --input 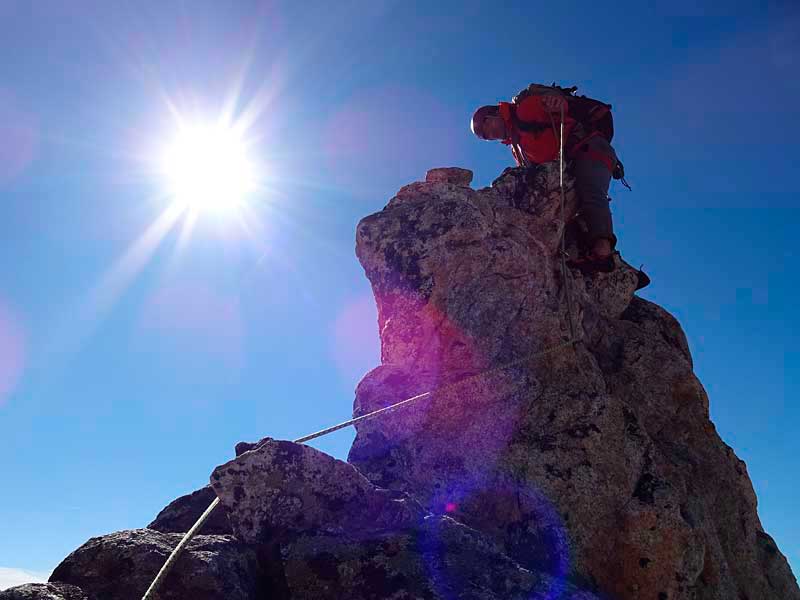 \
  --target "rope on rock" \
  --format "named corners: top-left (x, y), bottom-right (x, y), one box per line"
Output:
top-left (141, 496), bottom-right (220, 600)
top-left (556, 102), bottom-right (579, 345)
top-left (140, 335), bottom-right (581, 600)
top-left (142, 103), bottom-right (584, 600)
